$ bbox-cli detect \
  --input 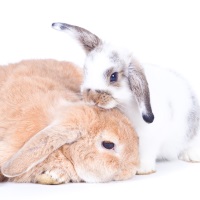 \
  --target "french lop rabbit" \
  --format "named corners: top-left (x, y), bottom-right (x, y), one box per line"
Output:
top-left (52, 23), bottom-right (200, 175)
top-left (0, 59), bottom-right (139, 184)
